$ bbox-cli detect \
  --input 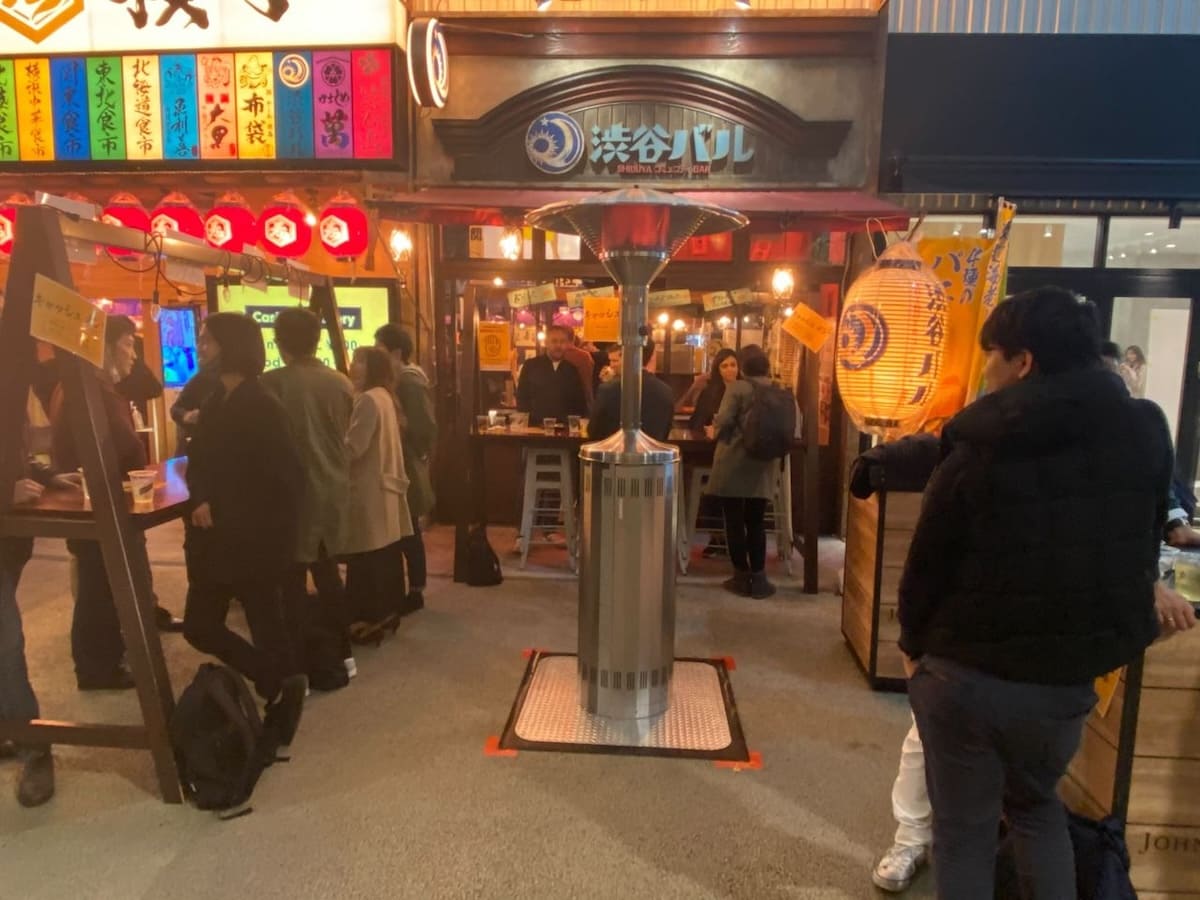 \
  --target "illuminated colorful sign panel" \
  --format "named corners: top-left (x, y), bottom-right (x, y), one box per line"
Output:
top-left (0, 47), bottom-right (395, 166)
